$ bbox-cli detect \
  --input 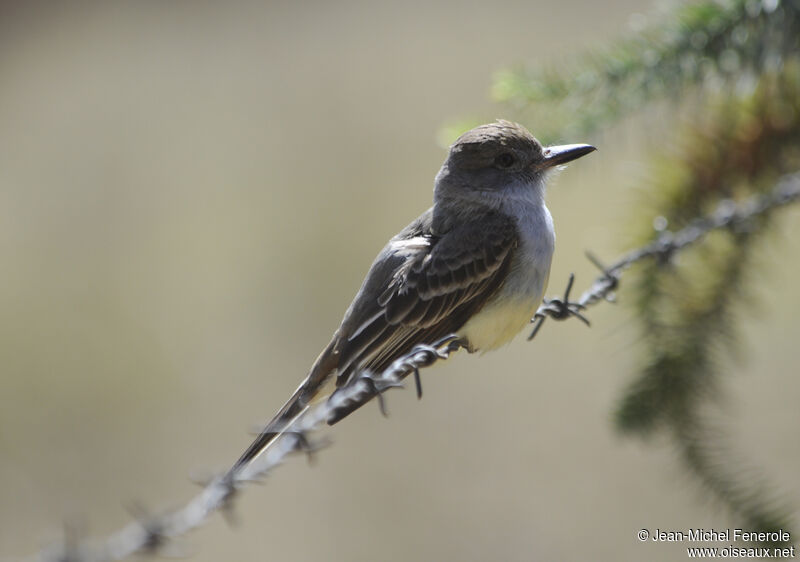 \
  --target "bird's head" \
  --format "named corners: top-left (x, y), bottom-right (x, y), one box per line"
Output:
top-left (434, 120), bottom-right (595, 210)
